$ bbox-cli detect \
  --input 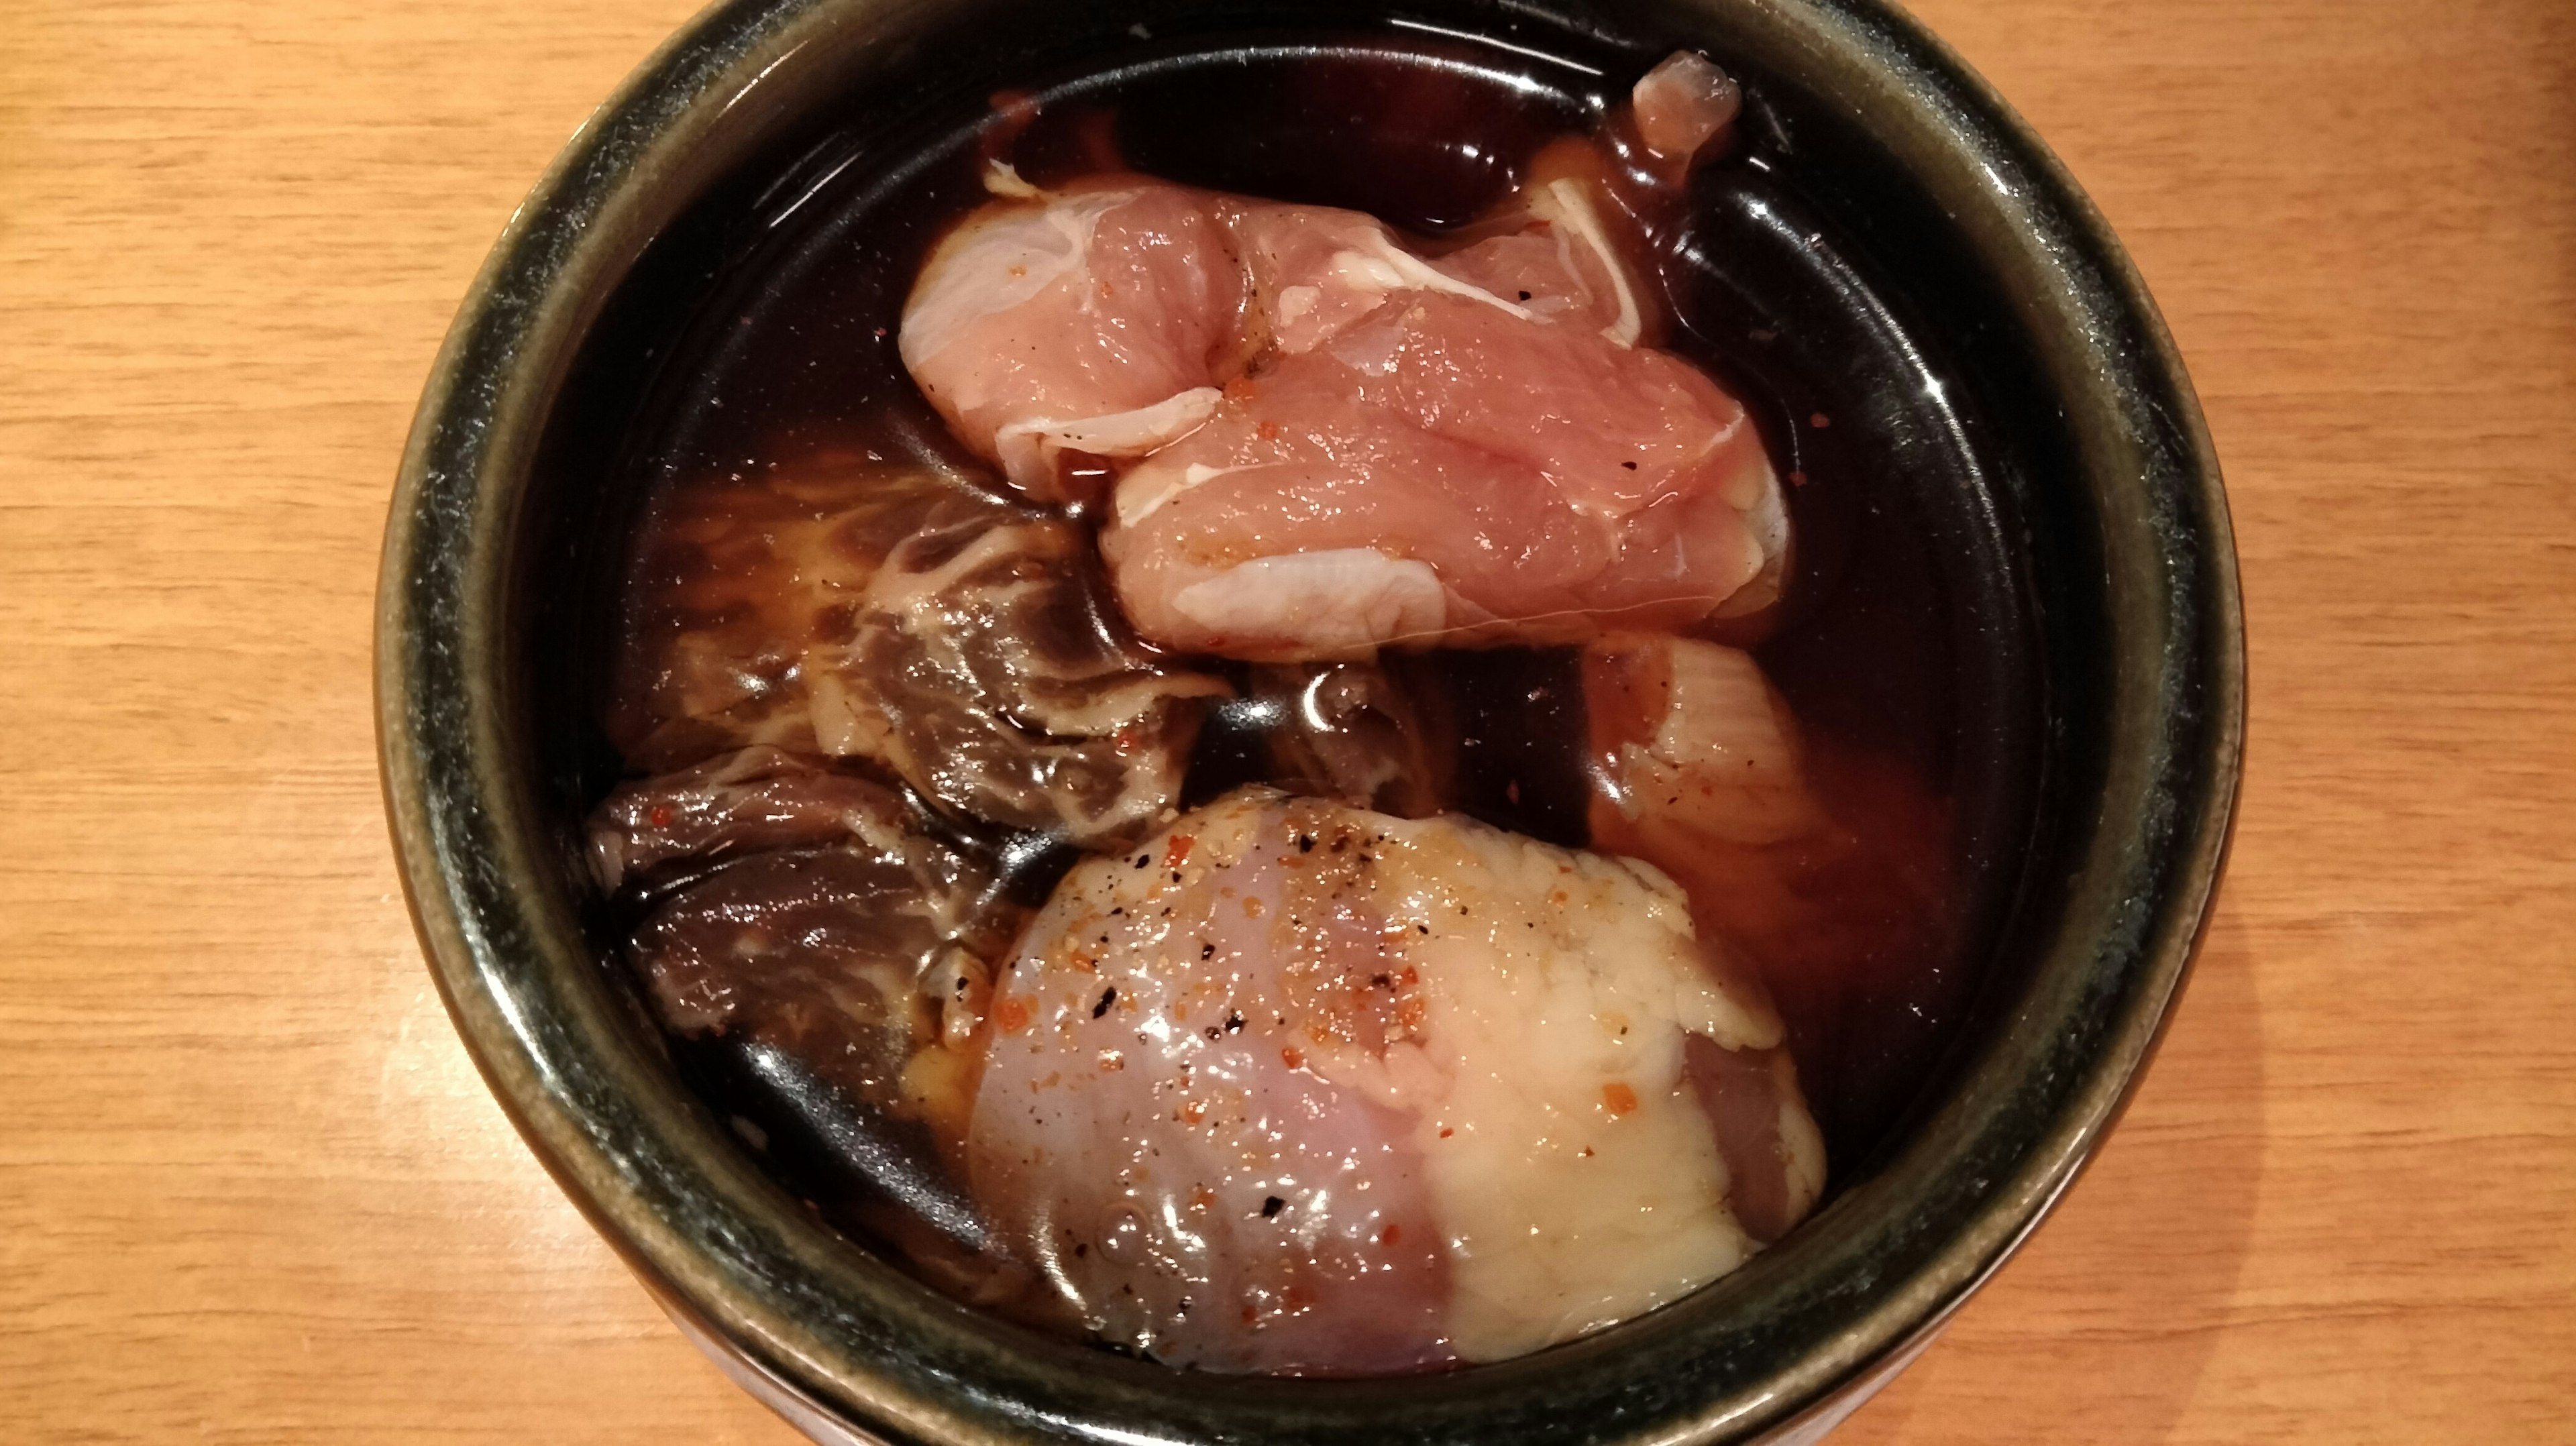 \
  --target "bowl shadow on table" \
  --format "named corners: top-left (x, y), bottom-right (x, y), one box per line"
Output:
top-left (1834, 909), bottom-right (2265, 1444)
